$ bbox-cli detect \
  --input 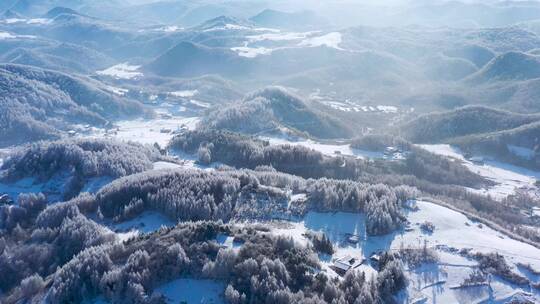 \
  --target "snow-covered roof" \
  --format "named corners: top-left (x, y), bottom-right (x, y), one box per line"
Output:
top-left (333, 260), bottom-right (352, 271)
